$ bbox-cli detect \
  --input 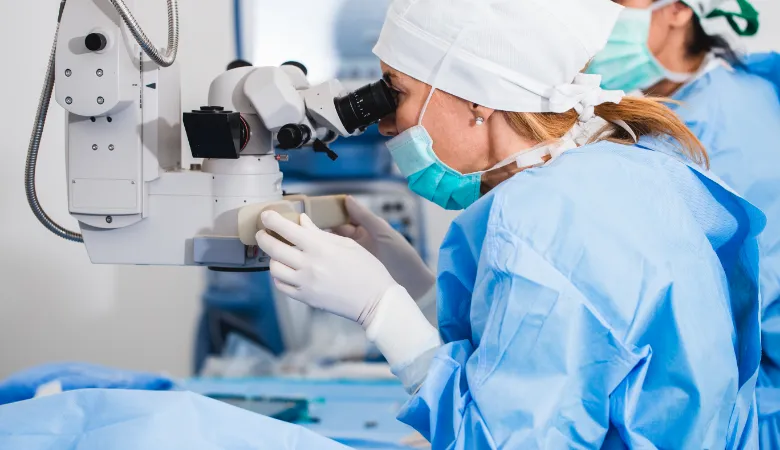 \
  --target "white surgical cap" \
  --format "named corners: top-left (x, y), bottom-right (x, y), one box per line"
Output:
top-left (685, 0), bottom-right (742, 16)
top-left (372, 0), bottom-right (624, 113)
